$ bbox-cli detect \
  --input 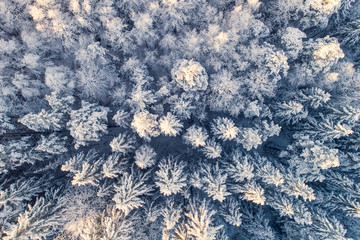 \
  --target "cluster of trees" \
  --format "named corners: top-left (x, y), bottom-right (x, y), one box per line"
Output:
top-left (1, 0), bottom-right (360, 239)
